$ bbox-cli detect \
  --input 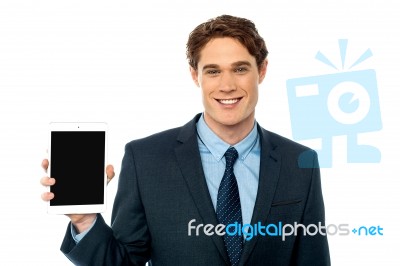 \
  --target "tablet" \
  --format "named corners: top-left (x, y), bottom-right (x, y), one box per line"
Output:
top-left (48, 122), bottom-right (107, 214)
